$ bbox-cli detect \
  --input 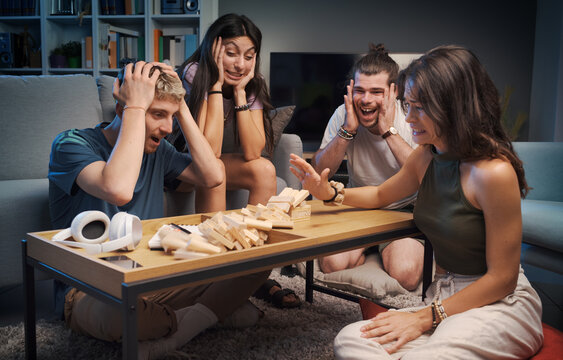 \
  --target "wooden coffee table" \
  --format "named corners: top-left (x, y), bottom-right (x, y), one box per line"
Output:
top-left (23, 201), bottom-right (420, 359)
